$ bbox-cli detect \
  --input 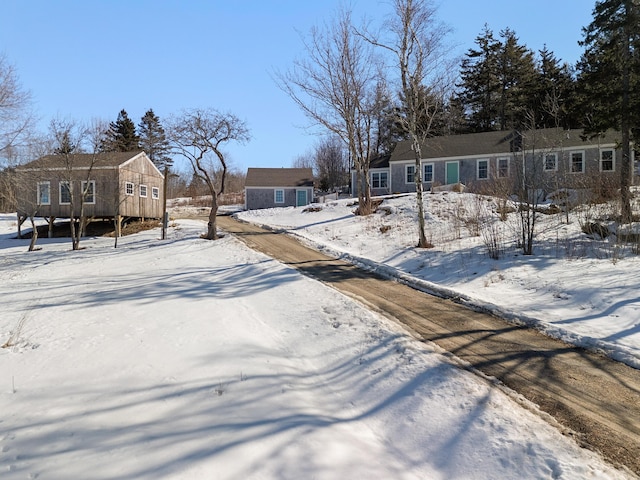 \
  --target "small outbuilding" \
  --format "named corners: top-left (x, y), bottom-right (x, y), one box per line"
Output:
top-left (15, 151), bottom-right (164, 237)
top-left (244, 168), bottom-right (314, 210)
